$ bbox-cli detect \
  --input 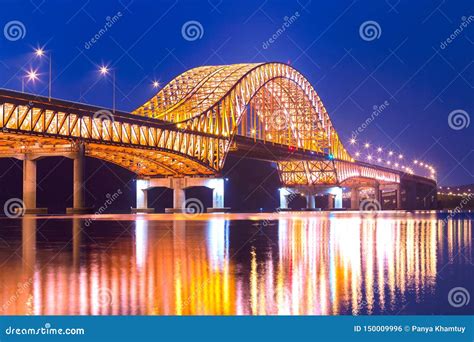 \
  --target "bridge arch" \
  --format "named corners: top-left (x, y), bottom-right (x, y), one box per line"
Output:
top-left (134, 62), bottom-right (352, 171)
